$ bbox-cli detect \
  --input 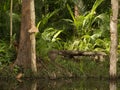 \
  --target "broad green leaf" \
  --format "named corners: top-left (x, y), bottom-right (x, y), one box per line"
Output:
top-left (52, 30), bottom-right (63, 42)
